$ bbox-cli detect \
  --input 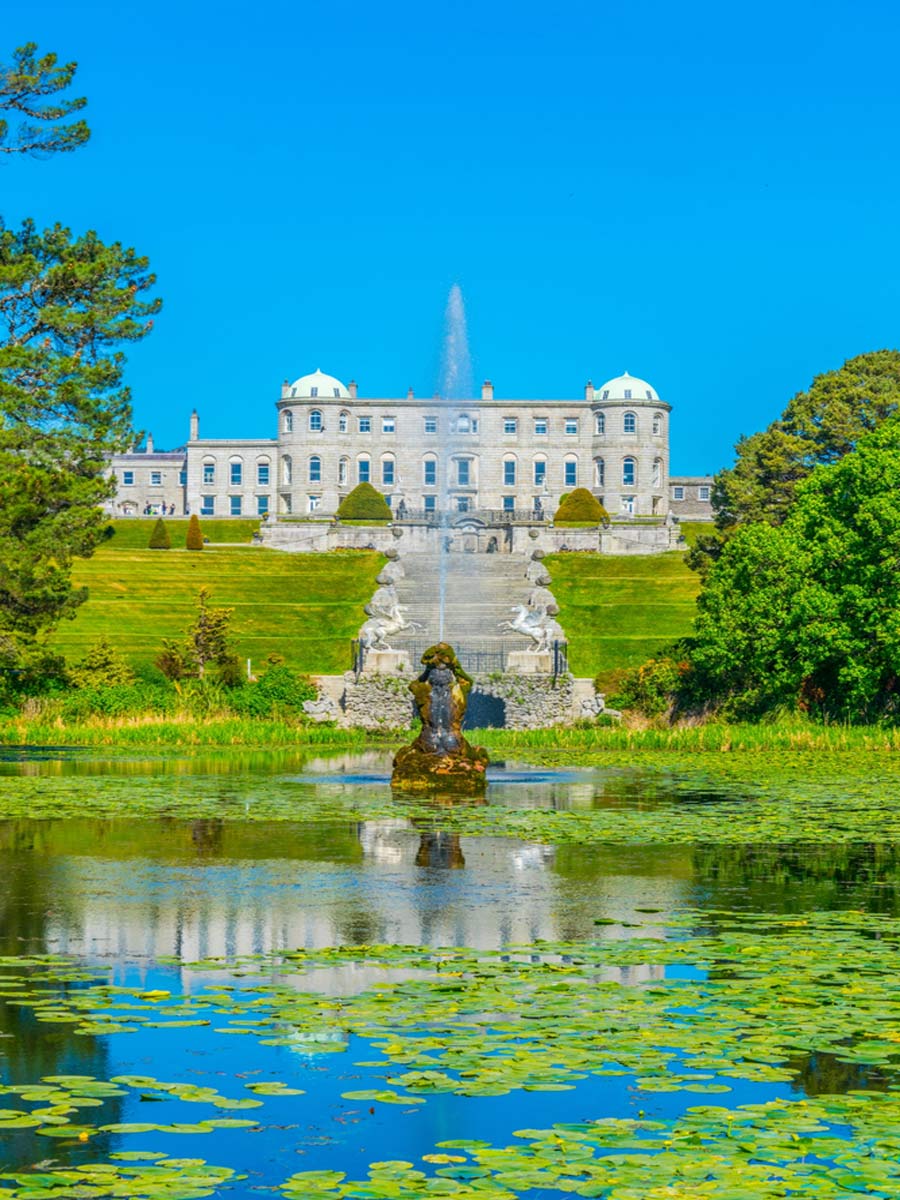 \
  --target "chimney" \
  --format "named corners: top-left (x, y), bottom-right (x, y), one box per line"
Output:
top-left (281, 379), bottom-right (291, 399)
top-left (481, 379), bottom-right (494, 400)
top-left (407, 386), bottom-right (415, 400)
top-left (190, 409), bottom-right (199, 441)
top-left (585, 380), bottom-right (595, 402)
top-left (146, 433), bottom-right (154, 454)
top-left (349, 380), bottom-right (358, 399)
